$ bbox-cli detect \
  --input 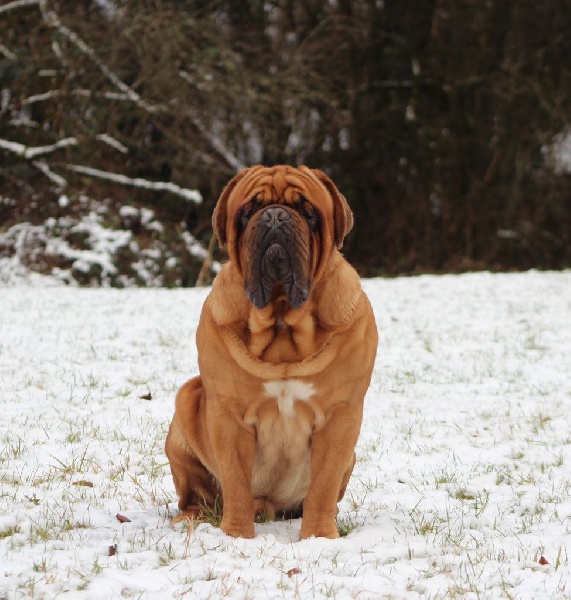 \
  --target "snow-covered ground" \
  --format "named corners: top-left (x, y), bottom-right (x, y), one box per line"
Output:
top-left (1, 271), bottom-right (570, 599)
